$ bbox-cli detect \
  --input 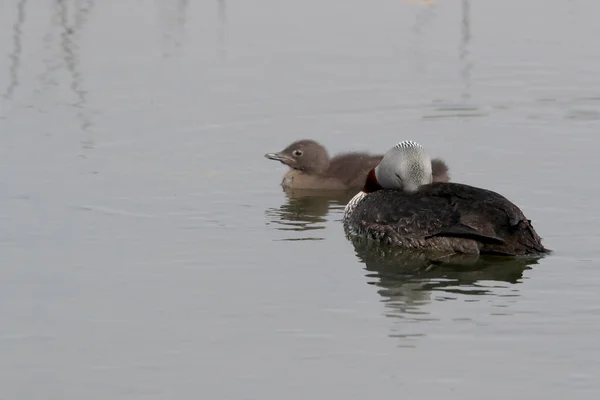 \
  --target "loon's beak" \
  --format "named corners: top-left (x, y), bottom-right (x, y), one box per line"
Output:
top-left (264, 152), bottom-right (295, 166)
